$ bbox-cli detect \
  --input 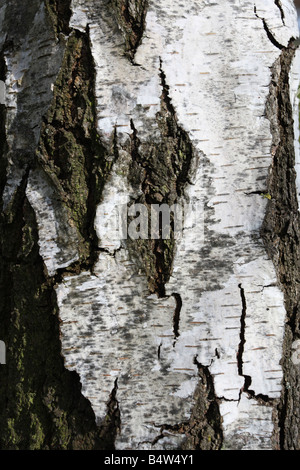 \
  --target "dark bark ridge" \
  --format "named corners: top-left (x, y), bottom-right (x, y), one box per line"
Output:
top-left (45, 0), bottom-right (72, 35)
top-left (262, 38), bottom-right (300, 450)
top-left (0, 49), bottom-right (7, 202)
top-left (122, 57), bottom-right (224, 448)
top-left (0, 1), bottom-right (116, 450)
